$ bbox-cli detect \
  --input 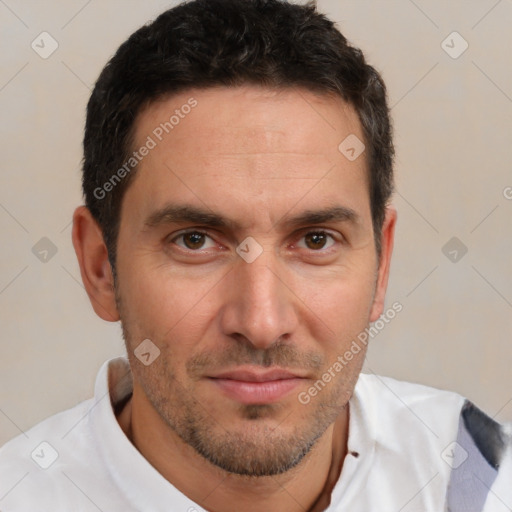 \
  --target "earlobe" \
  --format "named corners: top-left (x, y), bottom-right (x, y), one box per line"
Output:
top-left (369, 205), bottom-right (397, 323)
top-left (72, 206), bottom-right (120, 322)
